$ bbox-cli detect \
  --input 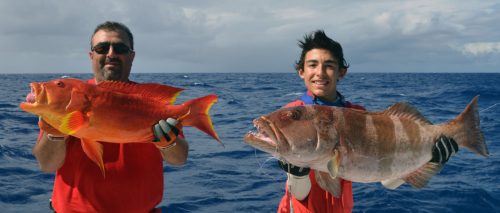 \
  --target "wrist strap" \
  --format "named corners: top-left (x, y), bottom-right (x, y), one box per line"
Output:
top-left (47, 134), bottom-right (66, 142)
top-left (158, 142), bottom-right (177, 151)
